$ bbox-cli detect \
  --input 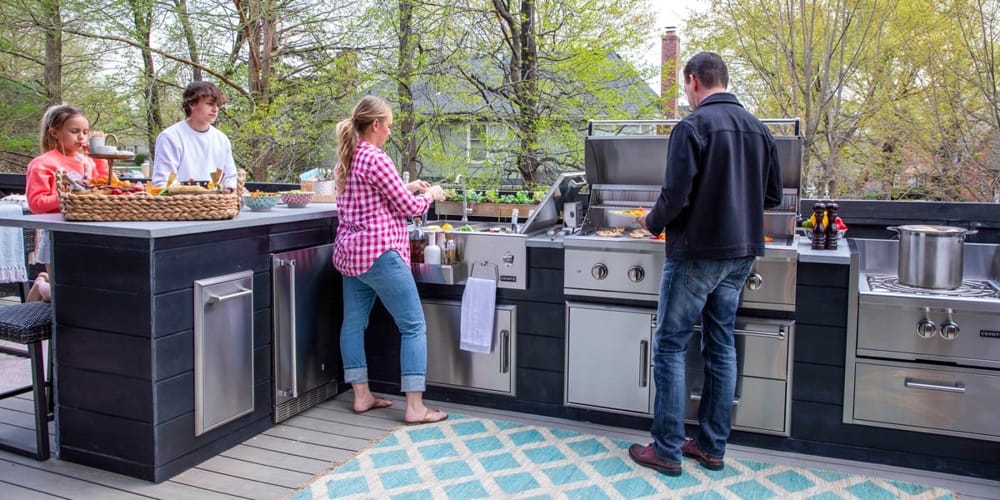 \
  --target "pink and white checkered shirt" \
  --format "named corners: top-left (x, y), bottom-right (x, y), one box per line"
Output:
top-left (333, 140), bottom-right (431, 277)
